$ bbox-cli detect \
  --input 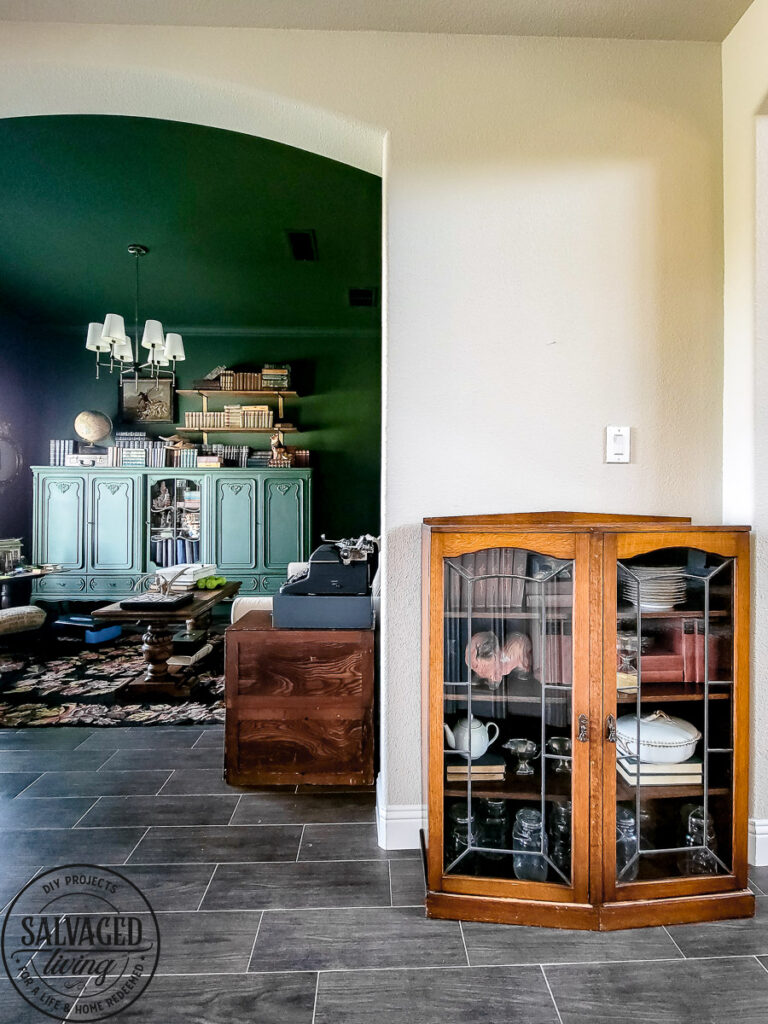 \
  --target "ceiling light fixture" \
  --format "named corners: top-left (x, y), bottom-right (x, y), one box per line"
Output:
top-left (86, 244), bottom-right (185, 382)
